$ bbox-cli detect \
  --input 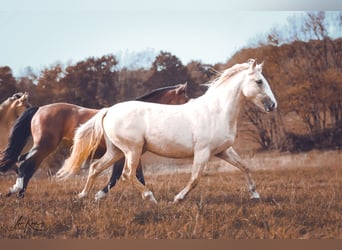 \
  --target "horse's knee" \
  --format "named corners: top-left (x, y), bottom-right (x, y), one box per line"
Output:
top-left (121, 170), bottom-right (131, 181)
top-left (121, 164), bottom-right (133, 181)
top-left (88, 164), bottom-right (101, 178)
